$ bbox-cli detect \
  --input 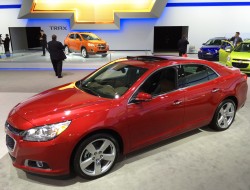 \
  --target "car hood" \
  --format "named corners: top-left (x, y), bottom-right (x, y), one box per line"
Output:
top-left (89, 40), bottom-right (106, 44)
top-left (231, 51), bottom-right (250, 59)
top-left (201, 45), bottom-right (220, 50)
top-left (9, 83), bottom-right (112, 128)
